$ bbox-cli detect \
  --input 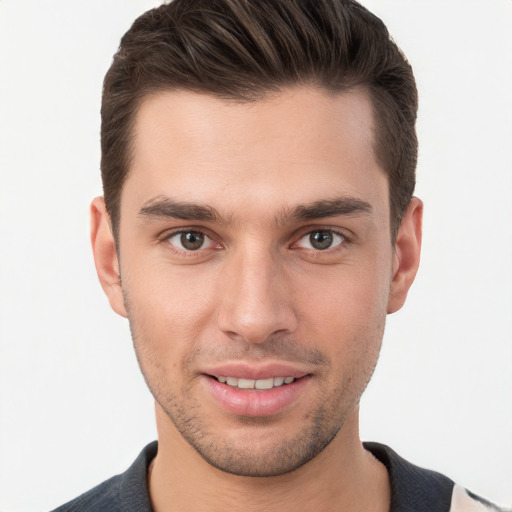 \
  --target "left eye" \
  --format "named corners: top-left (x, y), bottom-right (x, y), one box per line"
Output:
top-left (167, 231), bottom-right (215, 251)
top-left (296, 230), bottom-right (345, 250)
